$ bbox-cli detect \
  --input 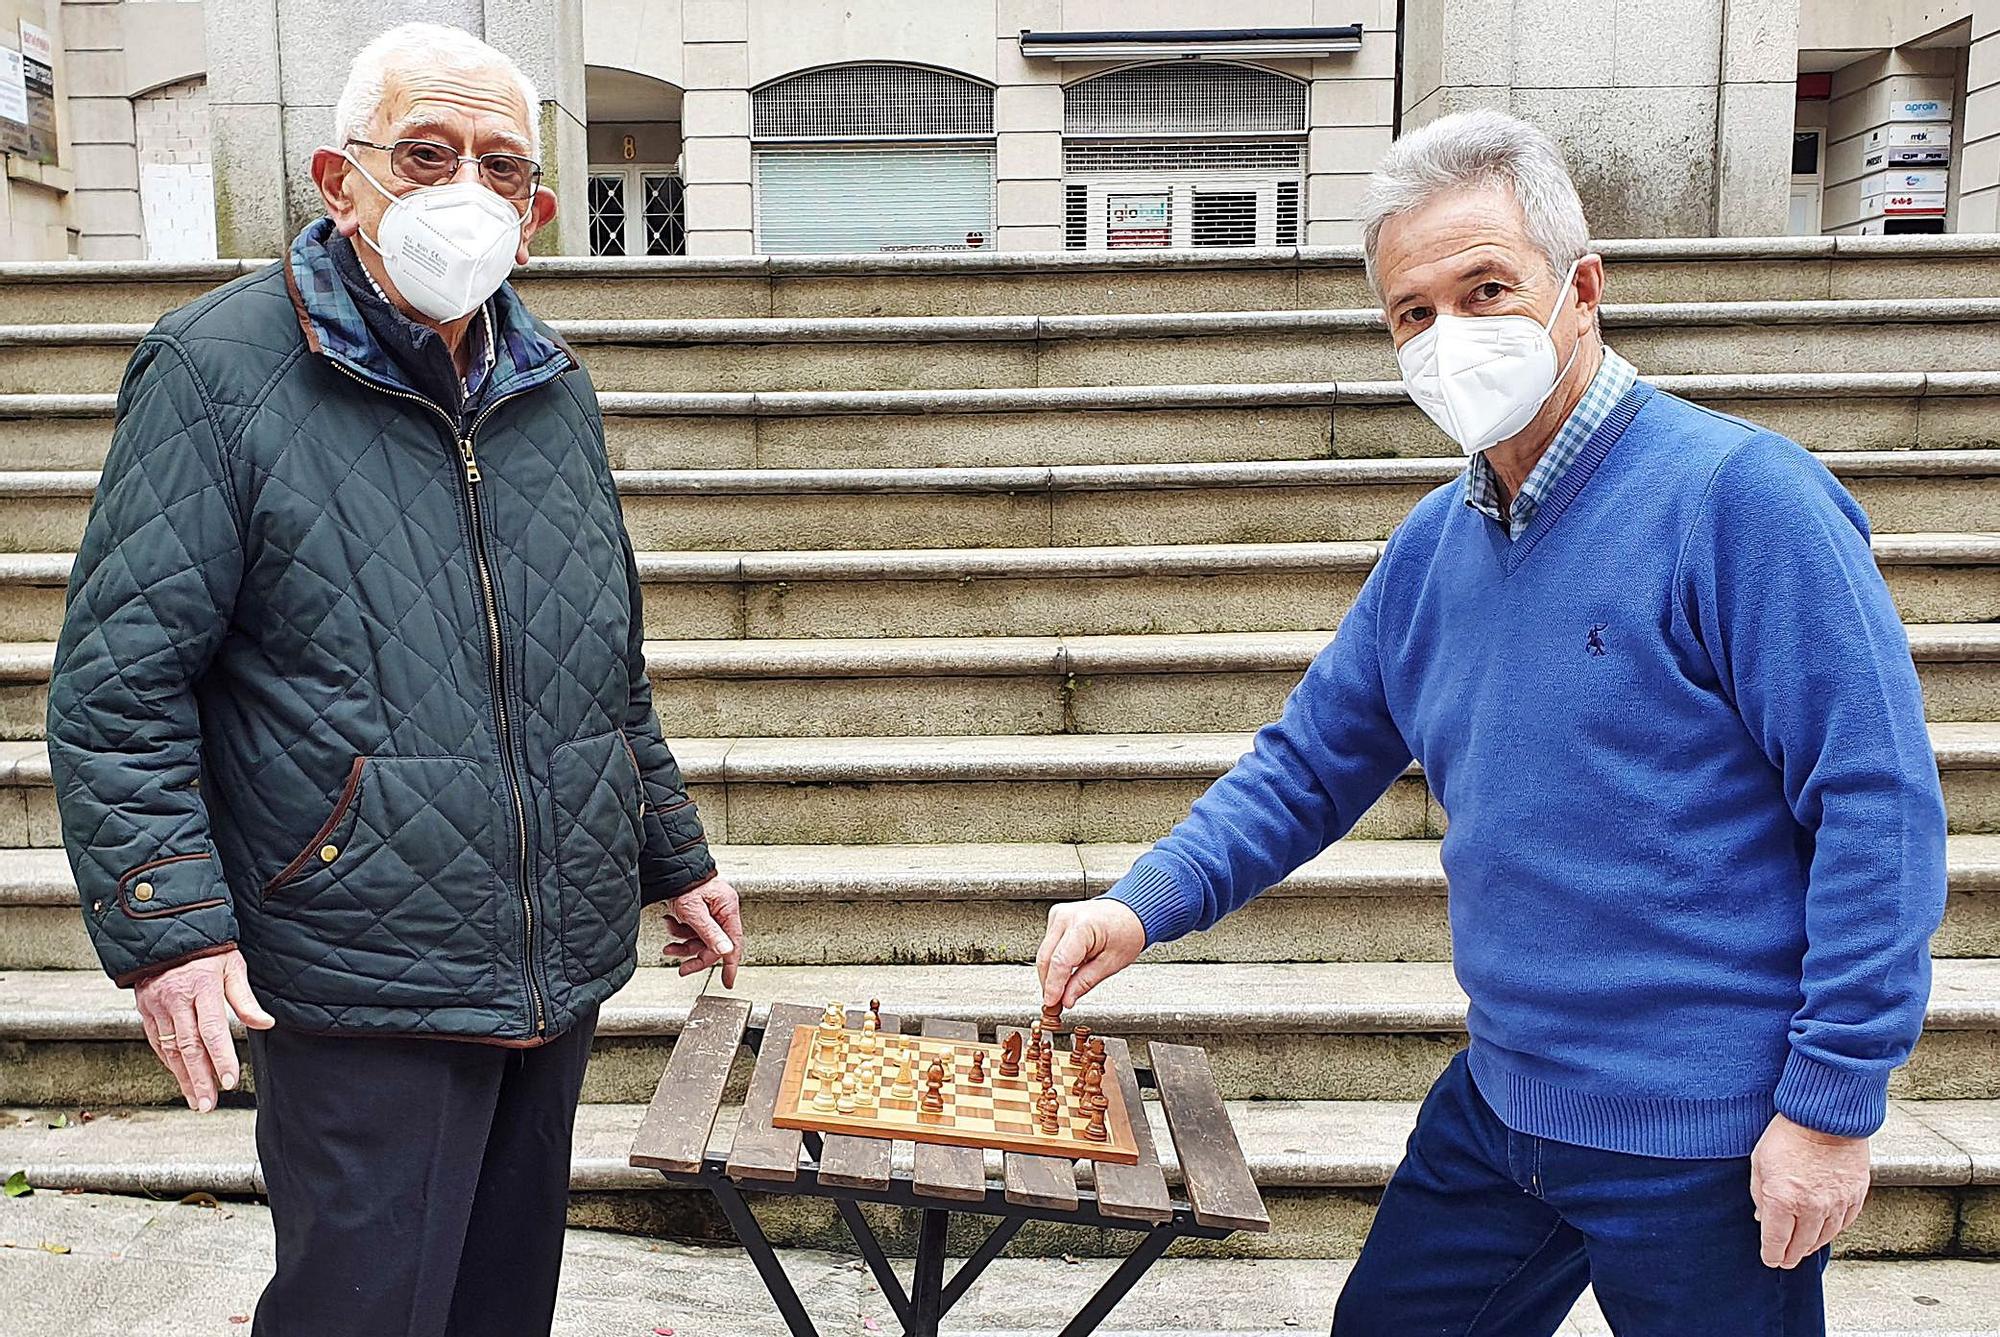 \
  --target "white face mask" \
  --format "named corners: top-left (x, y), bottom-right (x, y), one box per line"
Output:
top-left (344, 153), bottom-right (527, 323)
top-left (1395, 258), bottom-right (1584, 456)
